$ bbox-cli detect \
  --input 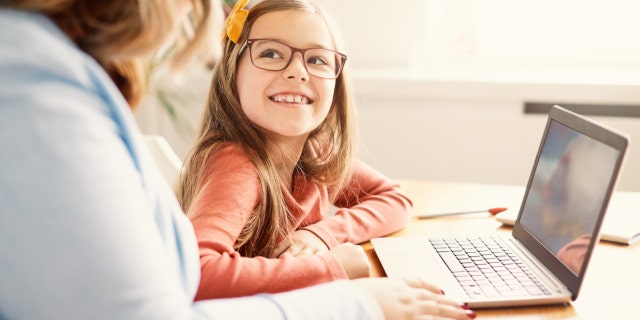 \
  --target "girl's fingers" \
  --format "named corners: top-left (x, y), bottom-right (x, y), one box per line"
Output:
top-left (284, 245), bottom-right (302, 256)
top-left (272, 243), bottom-right (289, 258)
top-left (286, 245), bottom-right (318, 256)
